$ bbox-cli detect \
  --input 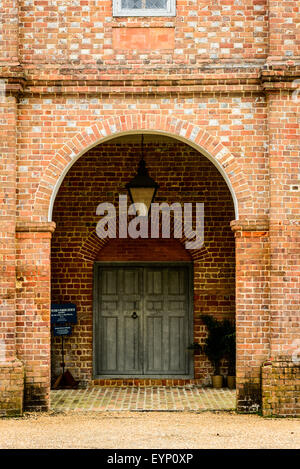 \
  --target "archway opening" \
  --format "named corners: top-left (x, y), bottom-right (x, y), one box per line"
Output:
top-left (50, 133), bottom-right (236, 387)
